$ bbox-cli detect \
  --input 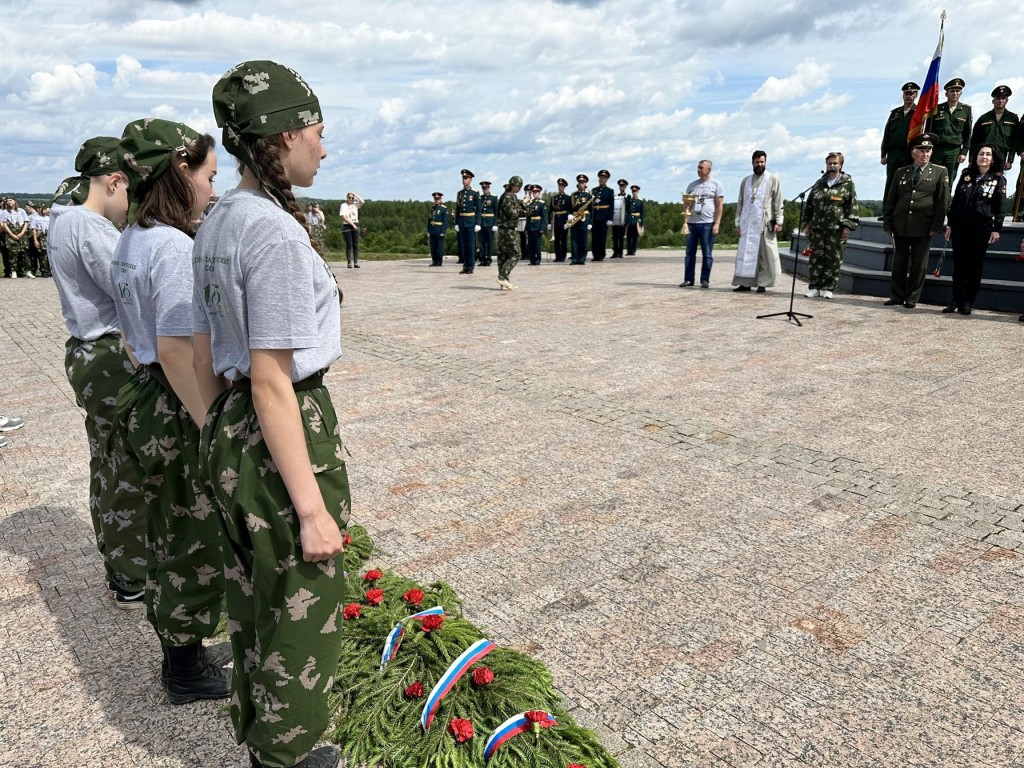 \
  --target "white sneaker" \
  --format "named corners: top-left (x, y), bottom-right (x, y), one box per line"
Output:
top-left (0, 435), bottom-right (8, 448)
top-left (805, 288), bottom-right (819, 298)
top-left (822, 290), bottom-right (833, 299)
top-left (9, 273), bottom-right (16, 279)
top-left (0, 415), bottom-right (25, 432)
top-left (24, 273), bottom-right (36, 279)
